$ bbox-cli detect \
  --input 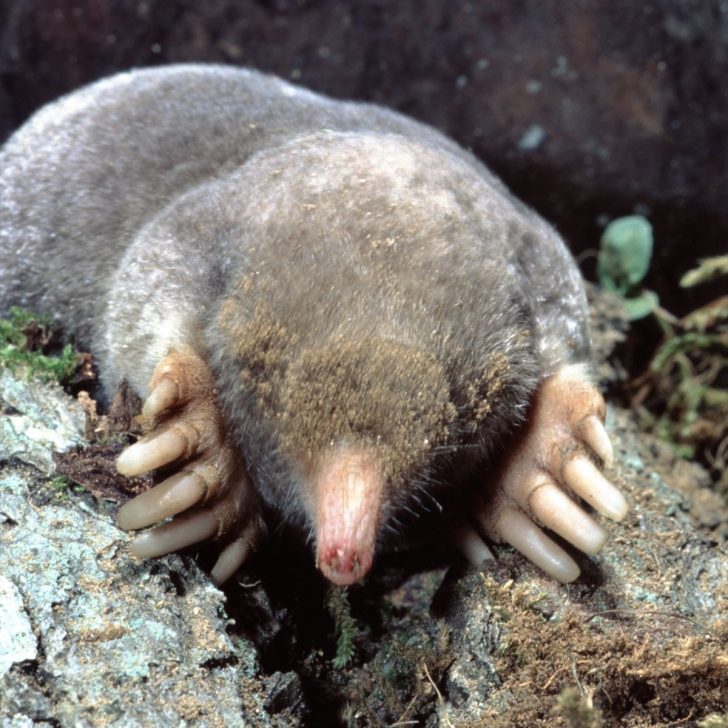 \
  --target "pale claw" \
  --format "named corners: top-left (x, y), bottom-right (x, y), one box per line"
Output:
top-left (498, 508), bottom-right (580, 583)
top-left (469, 363), bottom-right (629, 582)
top-left (454, 523), bottom-right (495, 567)
top-left (528, 481), bottom-right (607, 555)
top-left (563, 457), bottom-right (628, 522)
top-left (211, 537), bottom-right (253, 585)
top-left (142, 378), bottom-right (180, 418)
top-left (117, 470), bottom-right (207, 530)
top-left (116, 423), bottom-right (199, 476)
top-left (579, 414), bottom-right (614, 466)
top-left (130, 510), bottom-right (218, 558)
top-left (116, 347), bottom-right (264, 584)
